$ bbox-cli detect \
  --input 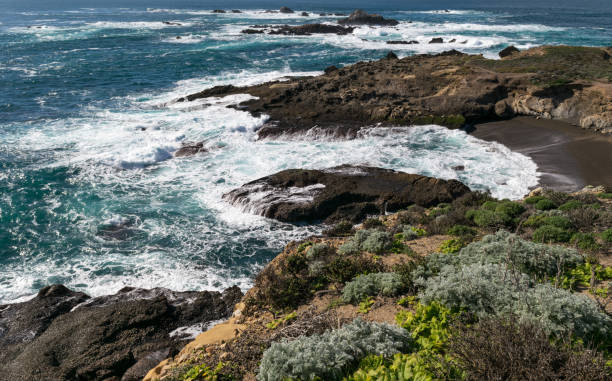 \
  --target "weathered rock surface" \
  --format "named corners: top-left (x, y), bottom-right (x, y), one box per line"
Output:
top-left (279, 6), bottom-right (294, 14)
top-left (179, 46), bottom-right (612, 136)
top-left (241, 28), bottom-right (265, 34)
top-left (499, 45), bottom-right (520, 58)
top-left (268, 23), bottom-right (354, 35)
top-left (174, 141), bottom-right (208, 157)
top-left (223, 165), bottom-right (471, 223)
top-left (387, 40), bottom-right (419, 45)
top-left (0, 284), bottom-right (242, 381)
top-left (338, 9), bottom-right (399, 26)
top-left (429, 37), bottom-right (444, 43)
